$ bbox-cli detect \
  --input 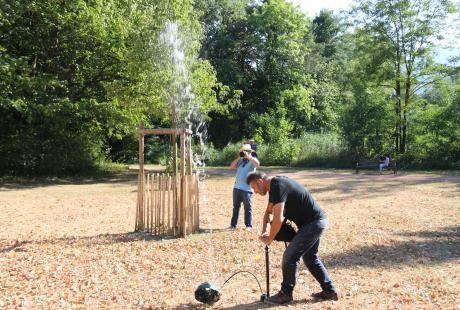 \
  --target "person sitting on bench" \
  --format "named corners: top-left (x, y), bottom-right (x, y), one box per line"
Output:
top-left (379, 154), bottom-right (390, 174)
